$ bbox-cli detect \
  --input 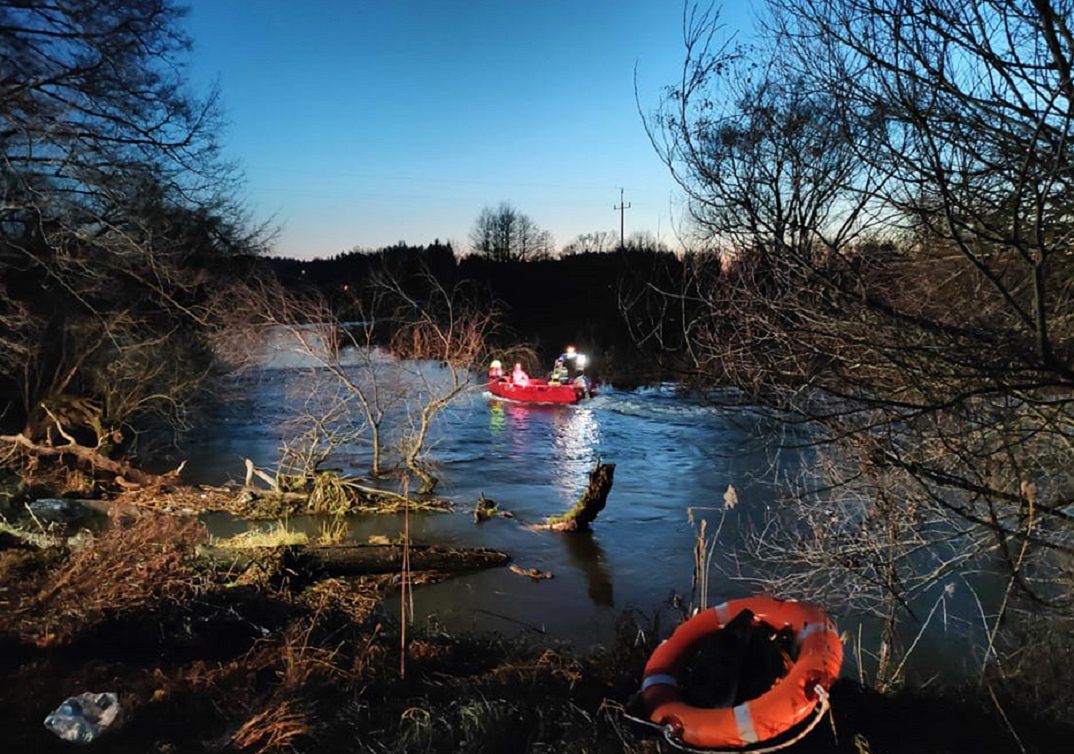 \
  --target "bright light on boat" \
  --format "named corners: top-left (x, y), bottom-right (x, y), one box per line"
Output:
top-left (576, 354), bottom-right (588, 369)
